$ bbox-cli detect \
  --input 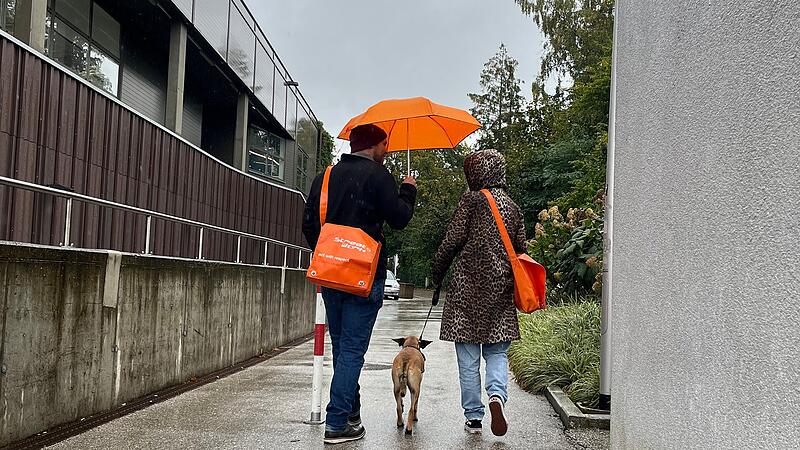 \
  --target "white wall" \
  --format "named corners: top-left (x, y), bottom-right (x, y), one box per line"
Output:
top-left (610, 1), bottom-right (800, 448)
